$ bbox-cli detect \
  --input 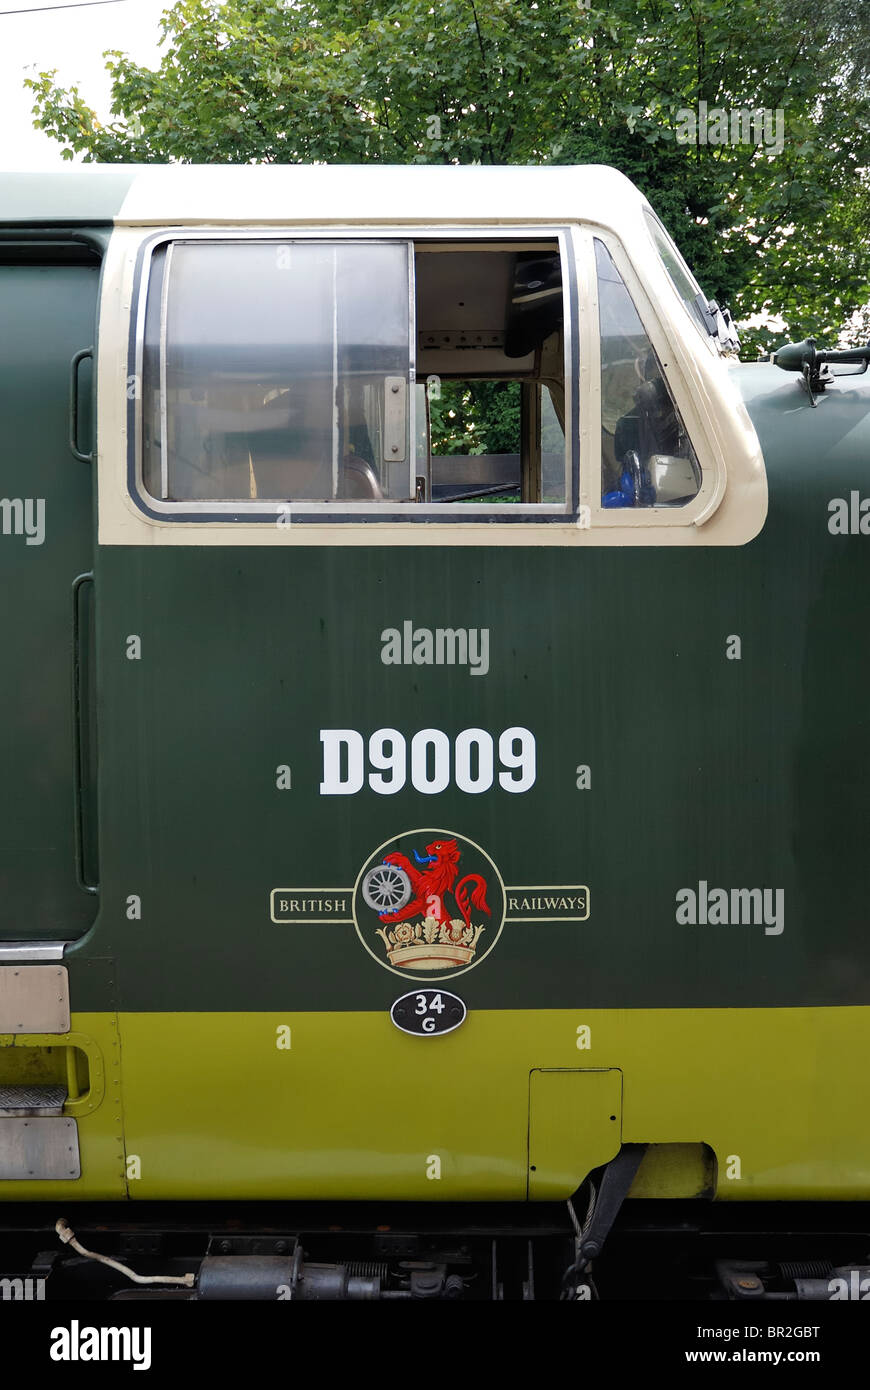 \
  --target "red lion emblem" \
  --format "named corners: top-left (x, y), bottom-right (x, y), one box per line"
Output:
top-left (379, 837), bottom-right (491, 930)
